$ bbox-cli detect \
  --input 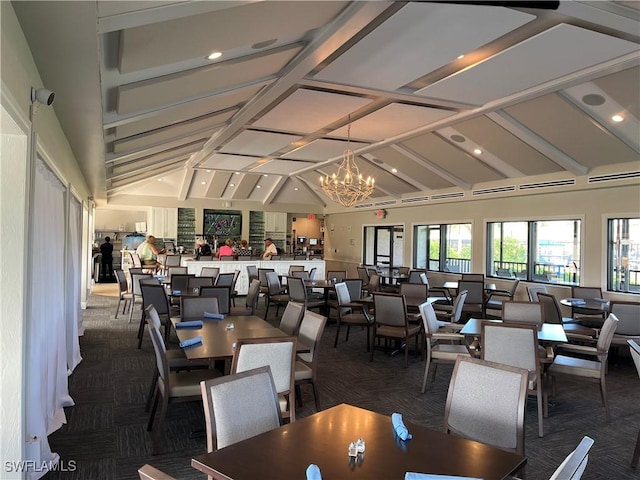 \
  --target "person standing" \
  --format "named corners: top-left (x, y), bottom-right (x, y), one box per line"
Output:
top-left (262, 237), bottom-right (278, 259)
top-left (99, 236), bottom-right (114, 280)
